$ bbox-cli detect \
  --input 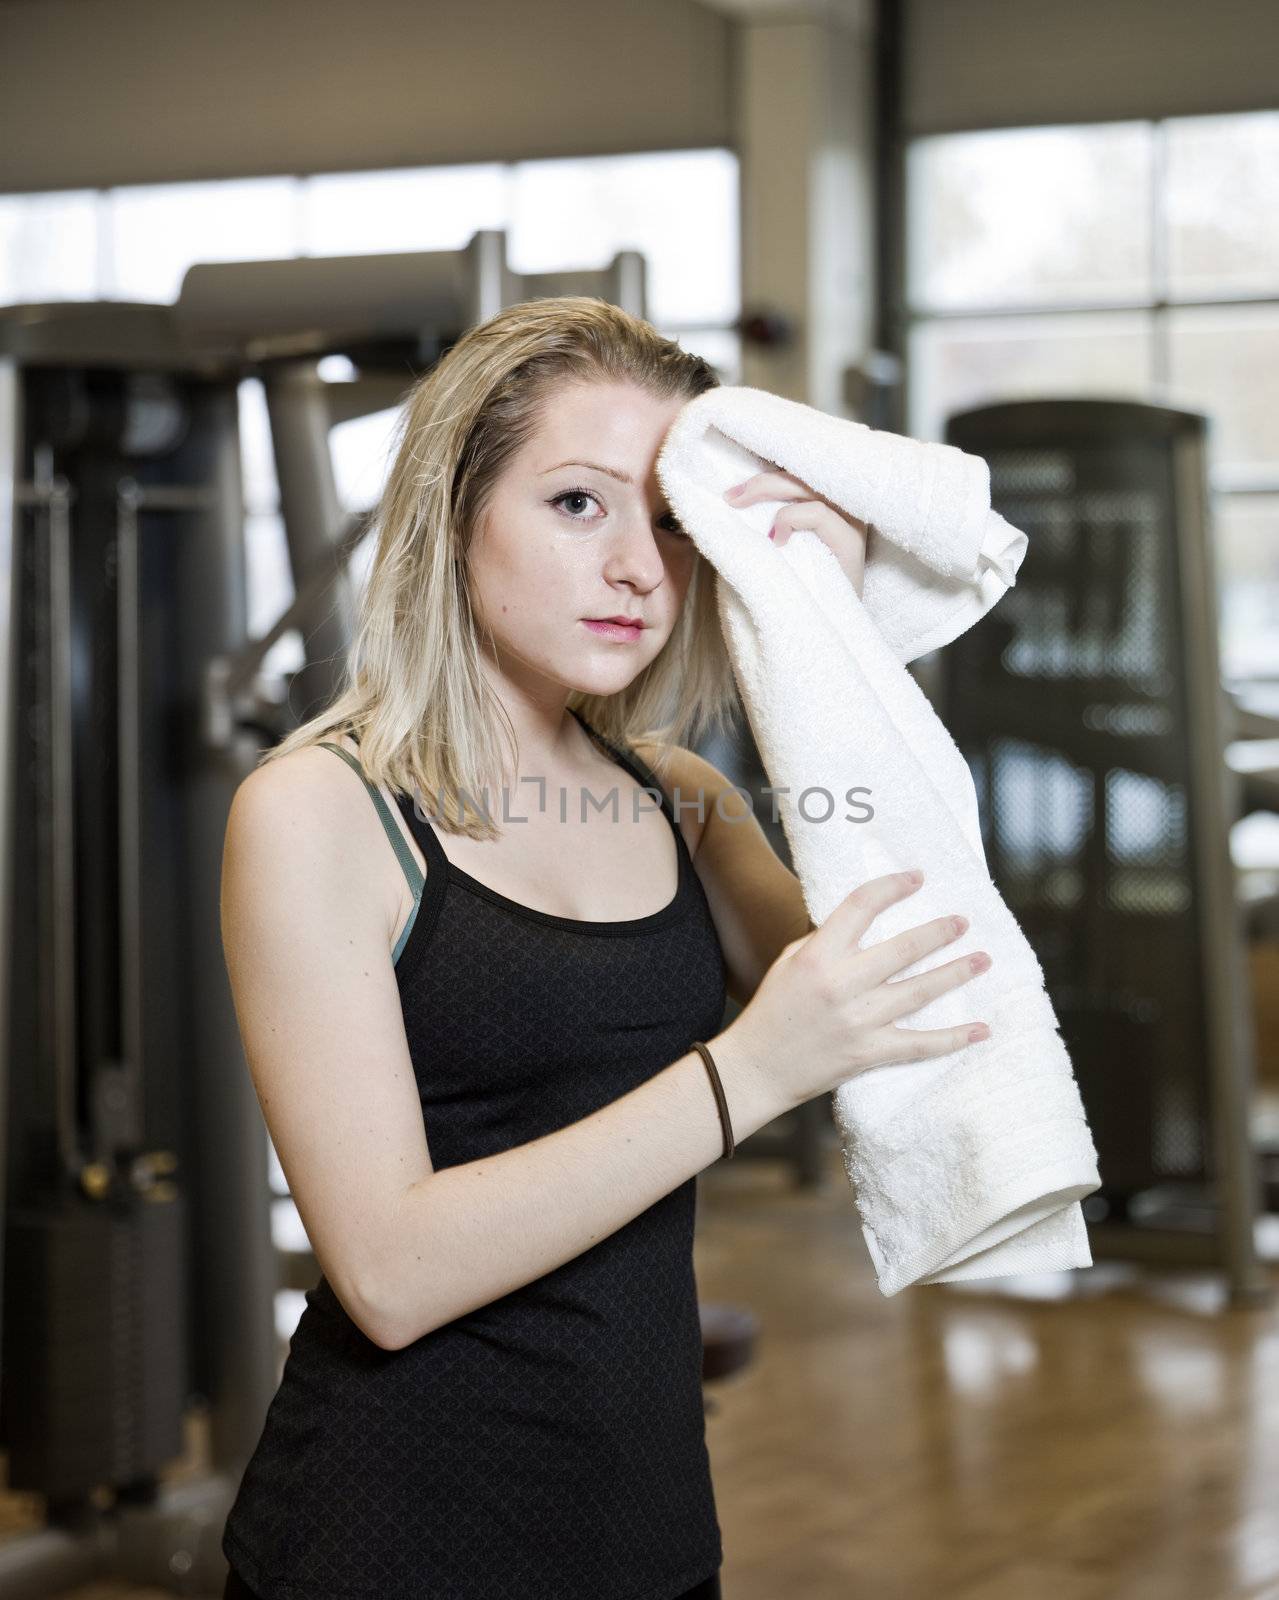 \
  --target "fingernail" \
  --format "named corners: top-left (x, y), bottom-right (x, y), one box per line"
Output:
top-left (767, 527), bottom-right (776, 540)
top-left (907, 869), bottom-right (924, 884)
top-left (969, 1025), bottom-right (990, 1043)
top-left (725, 483), bottom-right (745, 499)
